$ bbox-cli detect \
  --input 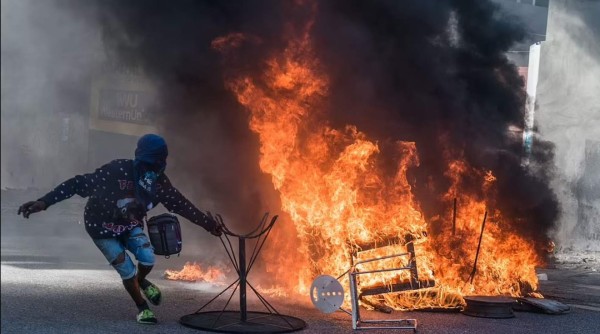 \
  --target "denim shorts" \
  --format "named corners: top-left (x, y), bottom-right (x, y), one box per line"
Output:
top-left (93, 227), bottom-right (155, 280)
